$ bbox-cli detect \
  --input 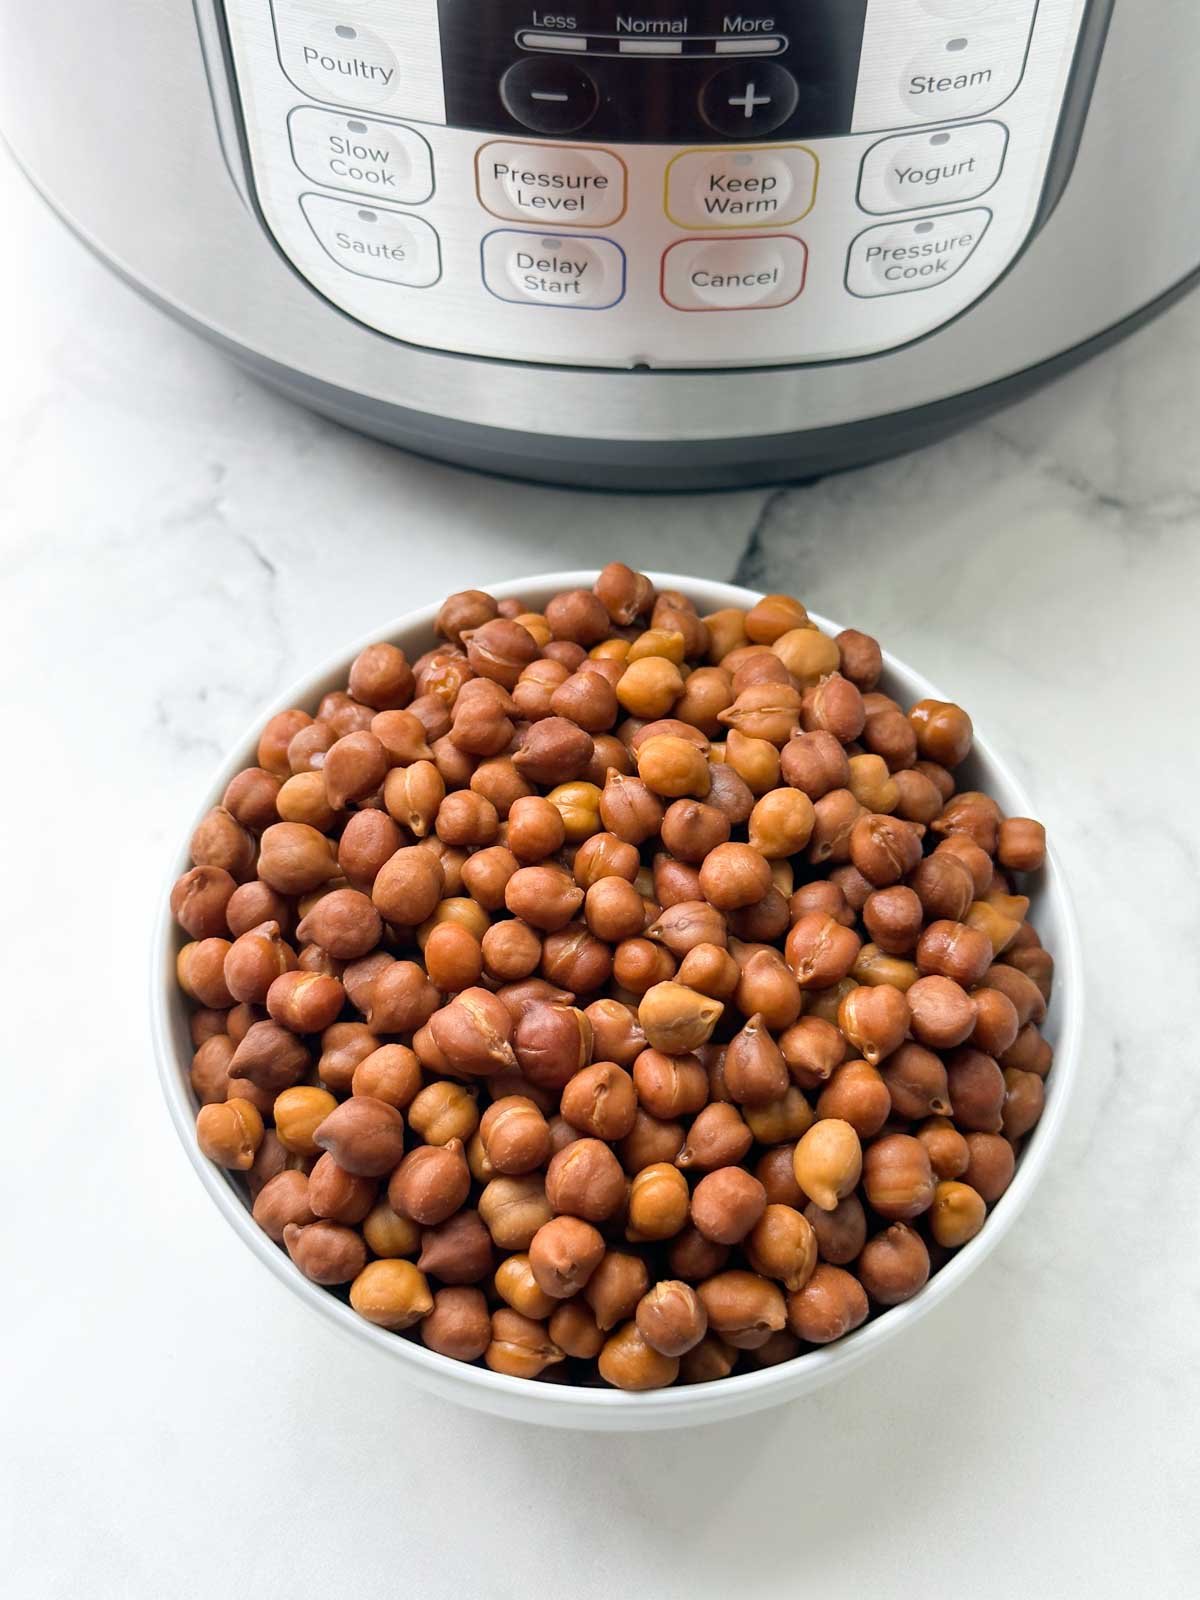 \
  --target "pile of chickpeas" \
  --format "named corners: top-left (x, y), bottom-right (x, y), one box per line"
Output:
top-left (172, 568), bottom-right (1053, 1391)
